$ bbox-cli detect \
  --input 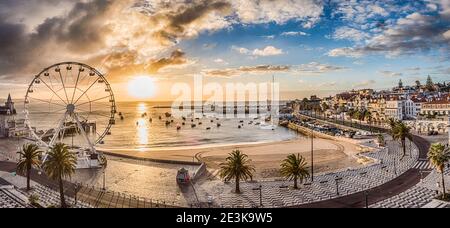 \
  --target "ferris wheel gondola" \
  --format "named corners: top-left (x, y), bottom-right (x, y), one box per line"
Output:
top-left (24, 62), bottom-right (116, 169)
